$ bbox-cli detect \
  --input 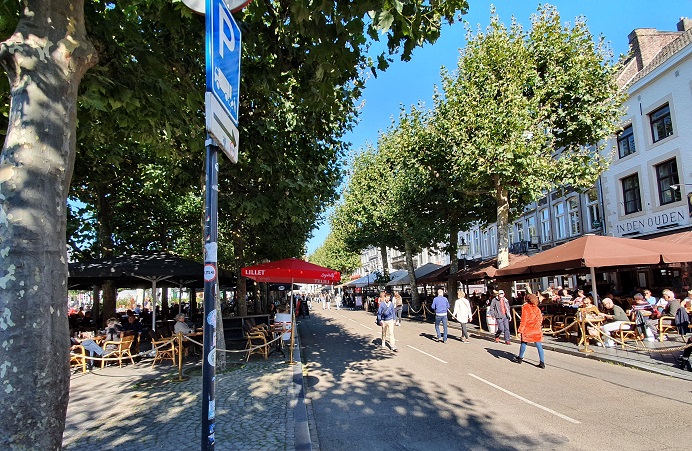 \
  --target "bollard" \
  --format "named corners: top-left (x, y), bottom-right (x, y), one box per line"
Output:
top-left (173, 332), bottom-right (189, 381)
top-left (577, 310), bottom-right (593, 353)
